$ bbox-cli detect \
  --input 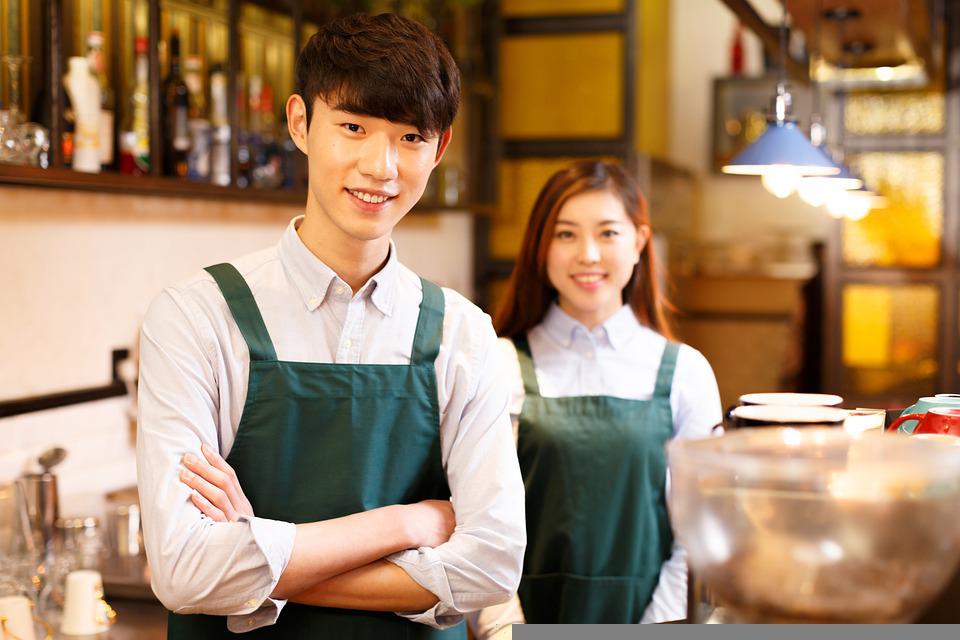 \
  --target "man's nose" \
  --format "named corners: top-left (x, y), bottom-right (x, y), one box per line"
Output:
top-left (357, 133), bottom-right (398, 181)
